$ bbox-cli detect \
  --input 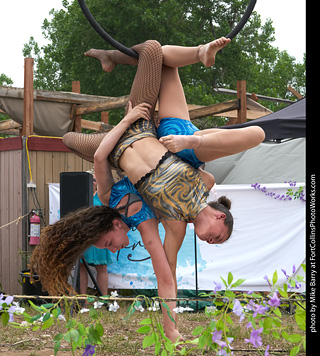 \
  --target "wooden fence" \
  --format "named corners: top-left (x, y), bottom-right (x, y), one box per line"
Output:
top-left (0, 136), bottom-right (92, 294)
